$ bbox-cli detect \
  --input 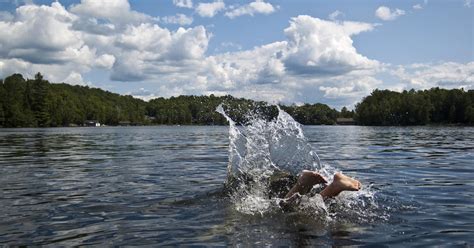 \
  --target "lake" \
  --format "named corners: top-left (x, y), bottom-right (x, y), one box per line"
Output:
top-left (0, 125), bottom-right (473, 246)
